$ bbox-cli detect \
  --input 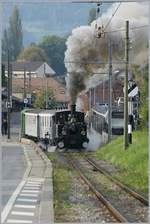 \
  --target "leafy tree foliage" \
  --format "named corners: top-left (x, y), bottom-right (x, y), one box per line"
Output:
top-left (2, 30), bottom-right (9, 61)
top-left (132, 64), bottom-right (148, 129)
top-left (88, 8), bottom-right (96, 25)
top-left (2, 64), bottom-right (7, 87)
top-left (17, 44), bottom-right (48, 62)
top-left (33, 88), bottom-right (56, 109)
top-left (2, 6), bottom-right (23, 61)
top-left (38, 35), bottom-right (67, 75)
